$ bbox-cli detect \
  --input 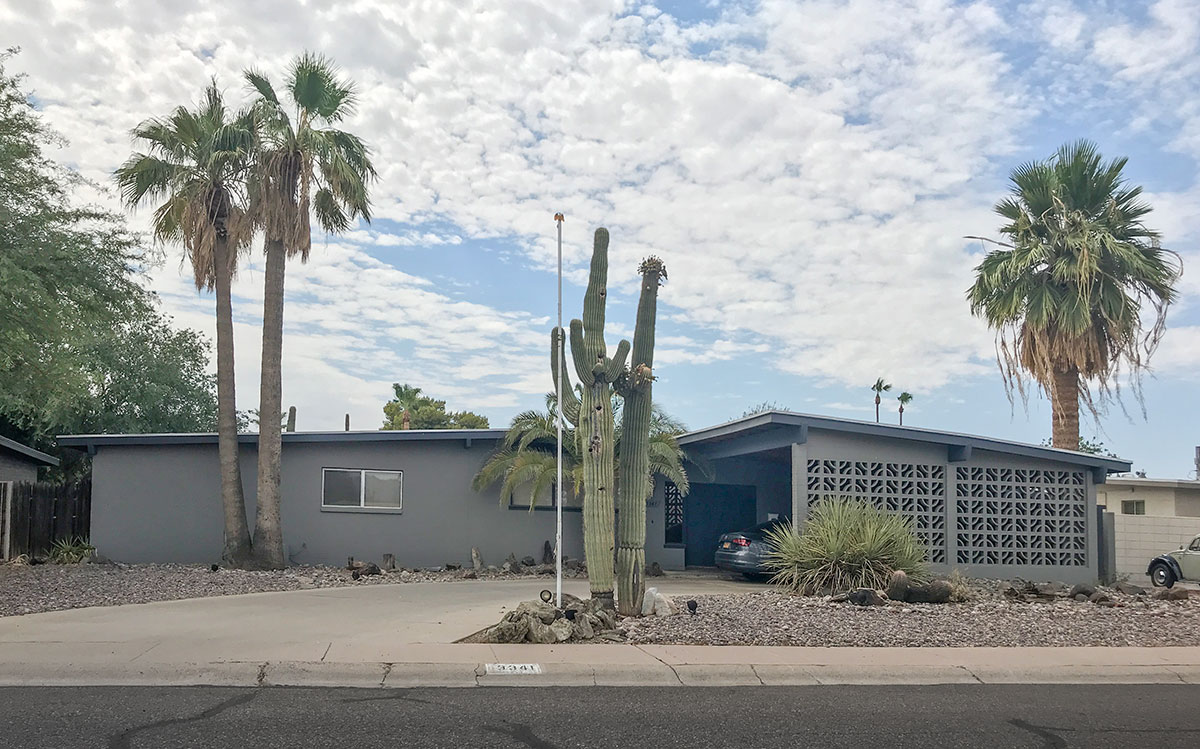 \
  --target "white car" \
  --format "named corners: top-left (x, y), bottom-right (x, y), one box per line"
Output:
top-left (1148, 533), bottom-right (1200, 588)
